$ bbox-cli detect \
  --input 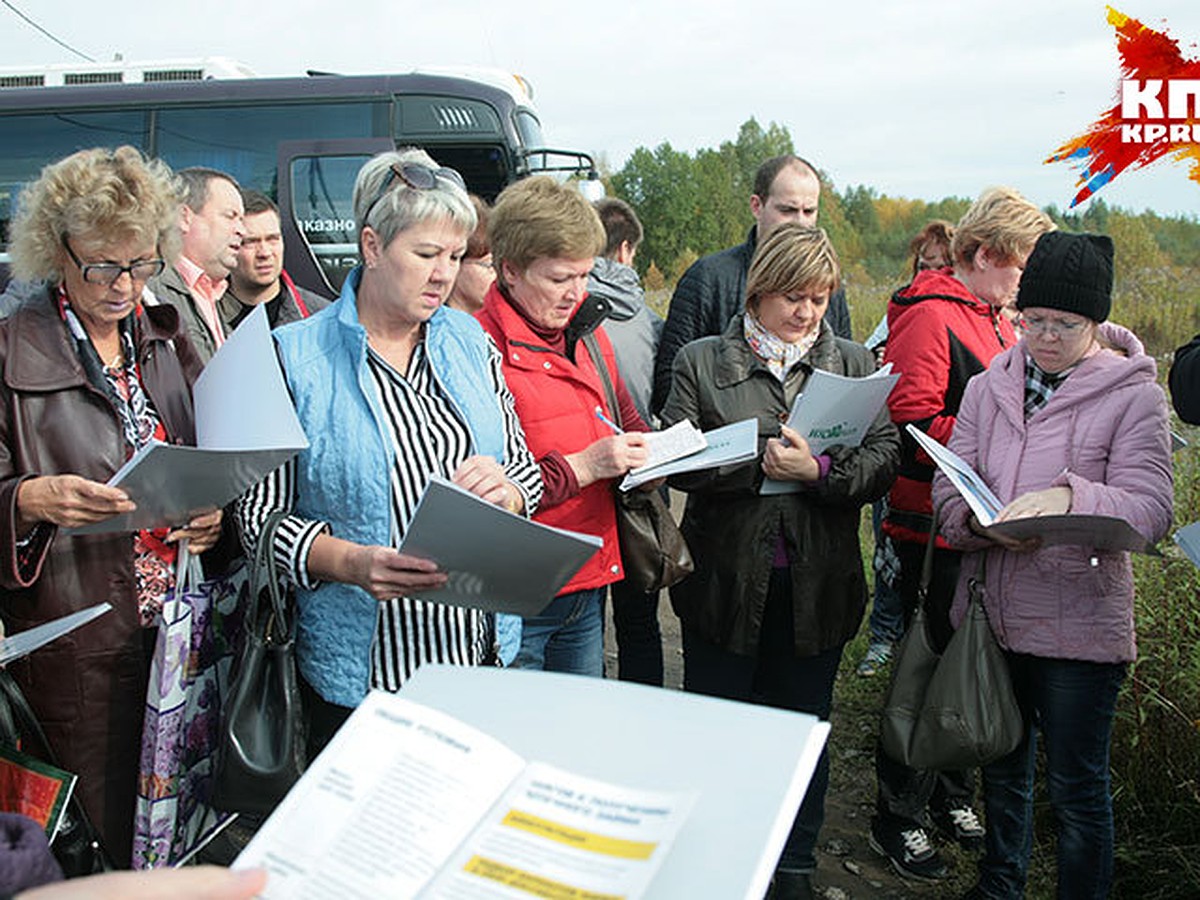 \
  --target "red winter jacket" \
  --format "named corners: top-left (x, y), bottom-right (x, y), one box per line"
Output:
top-left (477, 285), bottom-right (638, 595)
top-left (881, 269), bottom-right (1016, 546)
